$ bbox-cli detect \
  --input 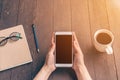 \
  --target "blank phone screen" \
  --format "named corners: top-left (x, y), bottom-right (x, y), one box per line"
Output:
top-left (56, 35), bottom-right (72, 63)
